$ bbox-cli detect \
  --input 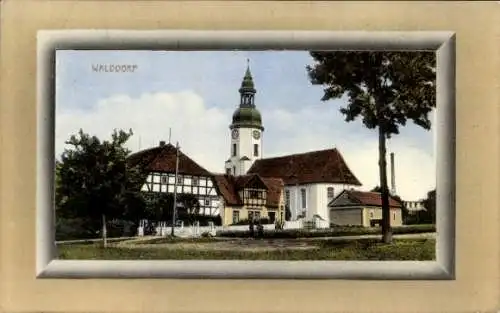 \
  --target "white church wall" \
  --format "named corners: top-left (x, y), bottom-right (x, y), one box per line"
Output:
top-left (285, 183), bottom-right (357, 223)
